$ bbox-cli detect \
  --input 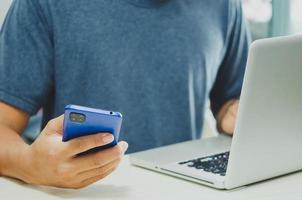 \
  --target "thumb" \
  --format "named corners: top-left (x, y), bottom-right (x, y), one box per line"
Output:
top-left (43, 115), bottom-right (65, 135)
